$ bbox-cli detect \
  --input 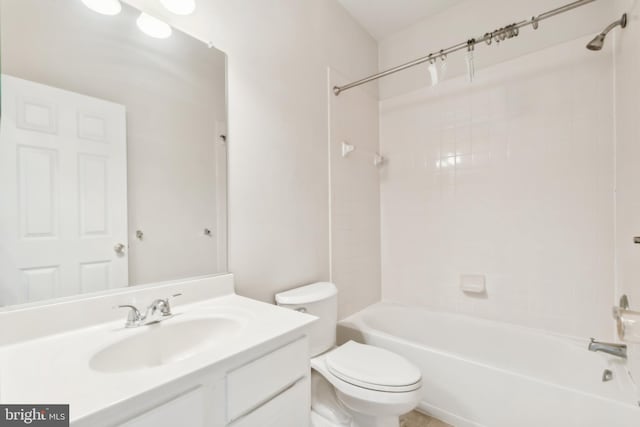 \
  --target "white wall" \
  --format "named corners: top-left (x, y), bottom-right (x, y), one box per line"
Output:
top-left (124, 0), bottom-right (379, 309)
top-left (614, 0), bottom-right (640, 385)
top-left (379, 0), bottom-right (614, 100)
top-left (379, 0), bottom-right (618, 338)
